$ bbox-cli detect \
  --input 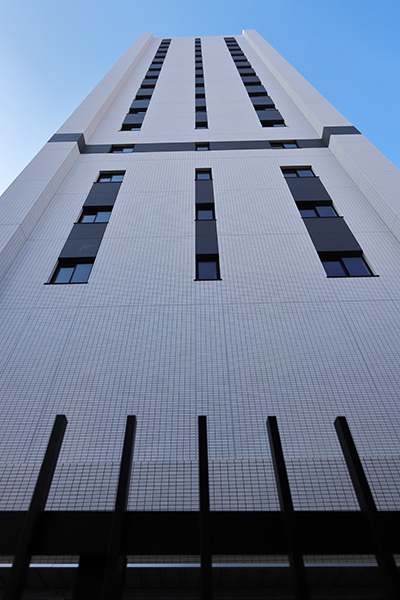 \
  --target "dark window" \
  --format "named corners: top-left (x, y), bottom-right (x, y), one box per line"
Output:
top-left (196, 257), bottom-right (220, 280)
top-left (195, 123), bottom-right (208, 129)
top-left (111, 146), bottom-right (135, 153)
top-left (79, 210), bottom-right (111, 224)
top-left (298, 205), bottom-right (338, 218)
top-left (196, 204), bottom-right (215, 220)
top-left (270, 141), bottom-right (298, 149)
top-left (121, 123), bottom-right (142, 131)
top-left (282, 168), bottom-right (314, 178)
top-left (97, 173), bottom-right (124, 183)
top-left (51, 262), bottom-right (94, 284)
top-left (321, 256), bottom-right (372, 277)
top-left (196, 170), bottom-right (212, 180)
top-left (196, 143), bottom-right (210, 151)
